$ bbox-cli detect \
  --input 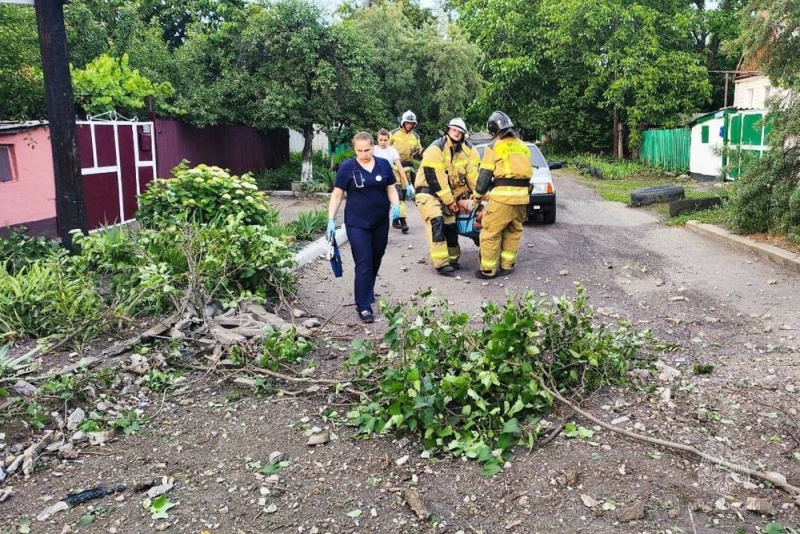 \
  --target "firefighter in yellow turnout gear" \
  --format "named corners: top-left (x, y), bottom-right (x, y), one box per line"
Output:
top-left (416, 118), bottom-right (480, 275)
top-left (473, 111), bottom-right (533, 279)
top-left (389, 110), bottom-right (423, 231)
